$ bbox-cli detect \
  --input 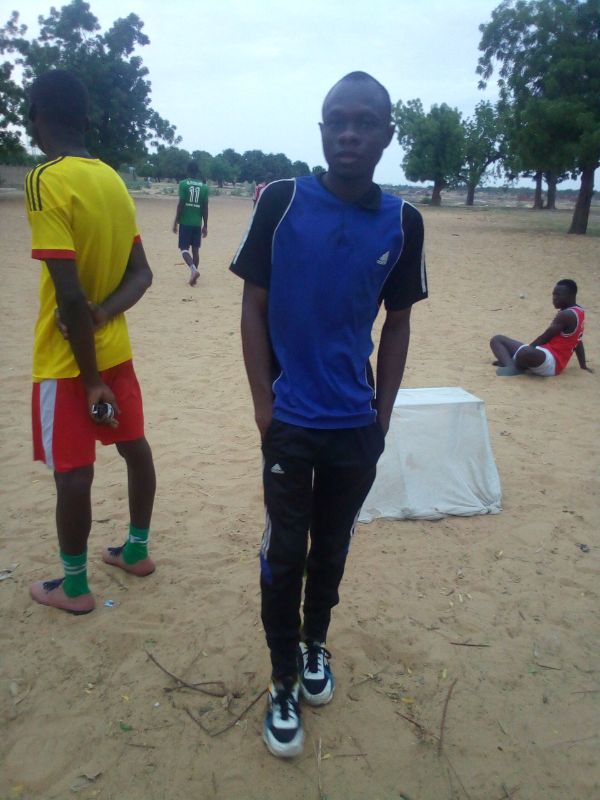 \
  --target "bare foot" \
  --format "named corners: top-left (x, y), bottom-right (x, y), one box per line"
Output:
top-left (190, 268), bottom-right (200, 286)
top-left (30, 578), bottom-right (95, 615)
top-left (102, 546), bottom-right (155, 576)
